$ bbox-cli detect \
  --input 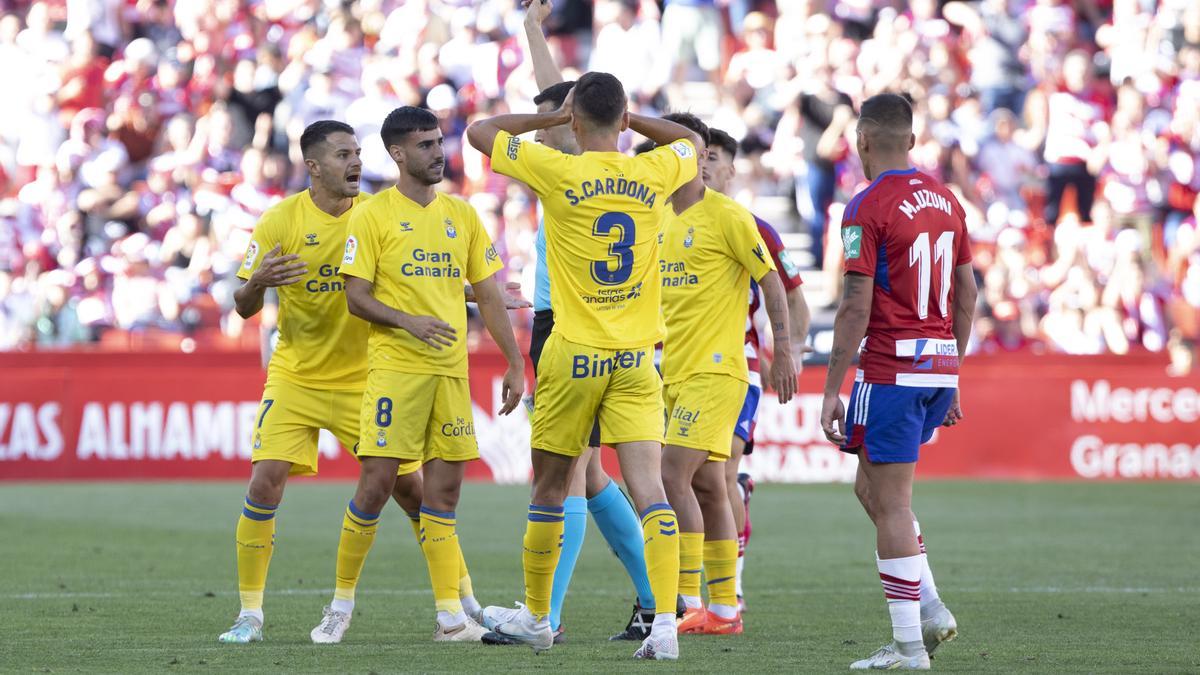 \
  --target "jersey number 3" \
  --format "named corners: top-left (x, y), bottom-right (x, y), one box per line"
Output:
top-left (591, 212), bottom-right (636, 286)
top-left (909, 231), bottom-right (954, 320)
